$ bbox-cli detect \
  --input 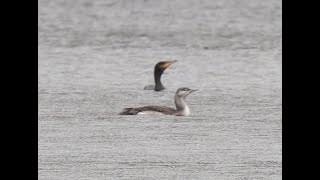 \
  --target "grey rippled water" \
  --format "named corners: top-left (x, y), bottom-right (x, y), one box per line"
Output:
top-left (38, 0), bottom-right (282, 179)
